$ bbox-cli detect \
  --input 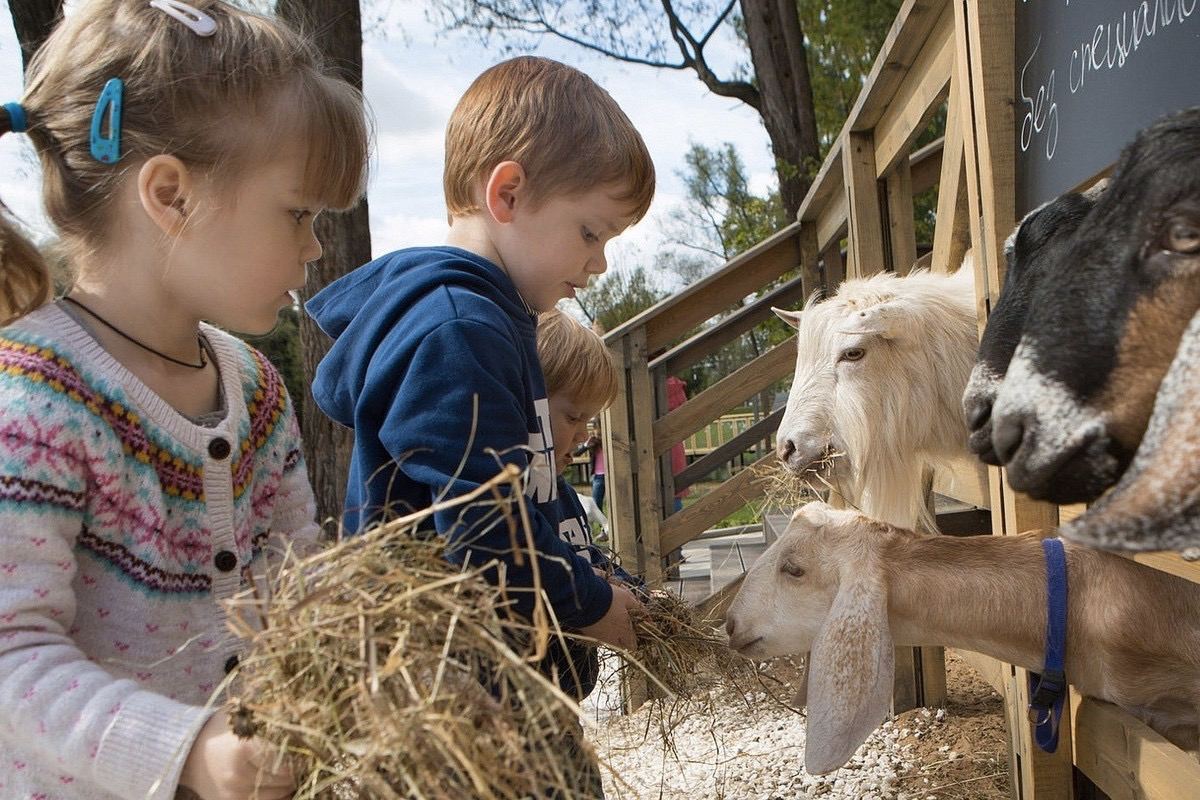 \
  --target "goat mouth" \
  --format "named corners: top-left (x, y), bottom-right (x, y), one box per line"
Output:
top-left (783, 446), bottom-right (840, 478)
top-left (1006, 426), bottom-right (1123, 504)
top-left (730, 635), bottom-right (764, 654)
